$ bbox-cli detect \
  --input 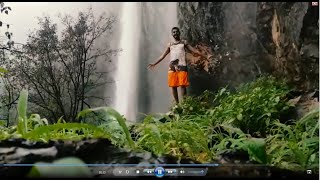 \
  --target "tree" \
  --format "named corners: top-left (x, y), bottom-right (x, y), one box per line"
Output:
top-left (0, 2), bottom-right (15, 127)
top-left (2, 8), bottom-right (119, 123)
top-left (0, 2), bottom-right (13, 49)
